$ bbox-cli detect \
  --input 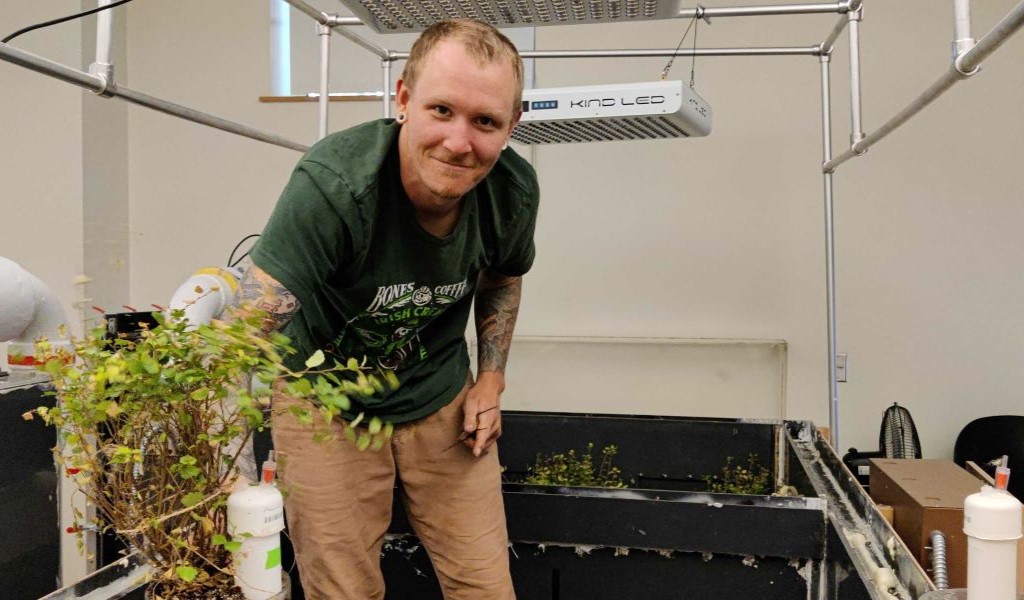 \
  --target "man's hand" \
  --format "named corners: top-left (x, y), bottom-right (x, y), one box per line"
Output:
top-left (462, 371), bottom-right (505, 457)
